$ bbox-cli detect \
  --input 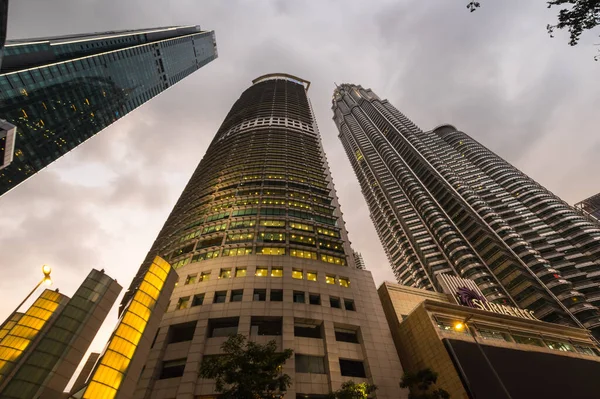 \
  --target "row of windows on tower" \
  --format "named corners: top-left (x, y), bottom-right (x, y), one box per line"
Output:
top-left (175, 289), bottom-right (356, 312)
top-left (181, 266), bottom-right (350, 287)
